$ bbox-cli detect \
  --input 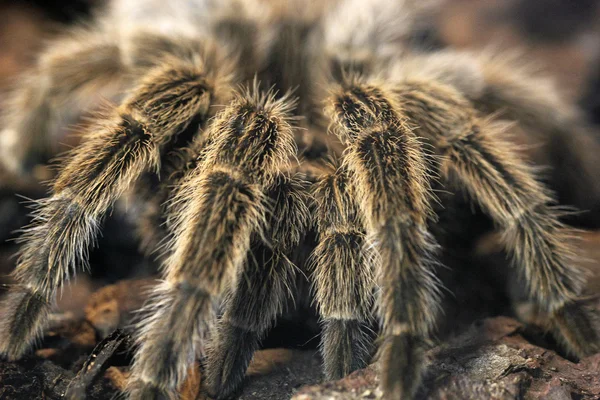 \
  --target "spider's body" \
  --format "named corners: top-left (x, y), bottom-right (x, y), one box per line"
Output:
top-left (1, 1), bottom-right (599, 399)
